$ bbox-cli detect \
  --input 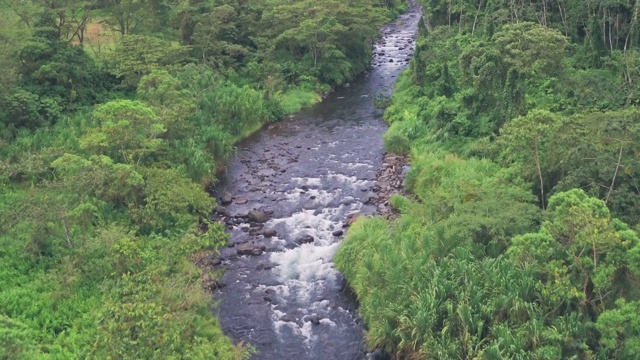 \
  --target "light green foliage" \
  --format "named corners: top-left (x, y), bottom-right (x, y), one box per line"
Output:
top-left (336, 185), bottom-right (540, 357)
top-left (92, 268), bottom-right (243, 360)
top-left (279, 88), bottom-right (321, 114)
top-left (509, 190), bottom-right (640, 314)
top-left (0, 315), bottom-right (38, 359)
top-left (133, 167), bottom-right (213, 233)
top-left (597, 299), bottom-right (640, 358)
top-left (405, 153), bottom-right (540, 254)
top-left (81, 100), bottom-right (166, 165)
